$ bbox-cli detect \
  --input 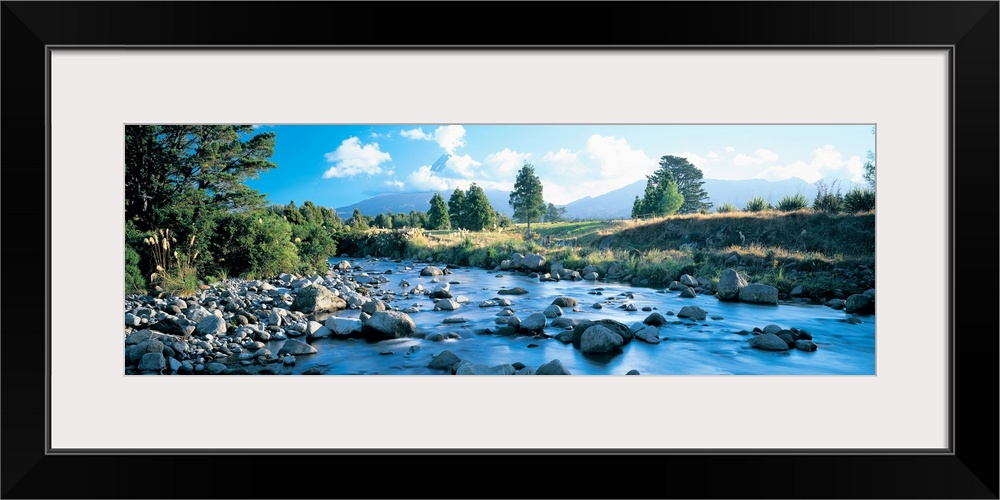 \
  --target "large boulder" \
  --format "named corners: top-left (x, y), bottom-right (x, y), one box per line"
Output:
top-left (277, 339), bottom-right (318, 356)
top-left (632, 325), bottom-right (661, 344)
top-left (643, 312), bottom-right (668, 326)
top-left (845, 294), bottom-right (875, 315)
top-left (137, 352), bottom-right (166, 372)
top-left (748, 333), bottom-right (790, 351)
top-left (536, 359), bottom-right (571, 375)
top-left (361, 299), bottom-right (387, 315)
top-left (520, 253), bottom-right (546, 271)
top-left (543, 305), bottom-right (563, 318)
top-left (716, 268), bottom-right (747, 301)
top-left (551, 296), bottom-right (579, 308)
top-left (497, 287), bottom-right (529, 296)
top-left (679, 274), bottom-right (698, 287)
top-left (676, 306), bottom-right (707, 321)
top-left (434, 299), bottom-right (461, 311)
top-left (361, 311), bottom-right (417, 341)
top-left (195, 314), bottom-right (227, 336)
top-left (324, 316), bottom-right (362, 336)
top-left (149, 317), bottom-right (195, 336)
top-left (738, 284), bottom-right (778, 305)
top-left (570, 319), bottom-right (633, 348)
top-left (427, 350), bottom-right (462, 371)
top-left (454, 360), bottom-right (516, 375)
top-left (580, 325), bottom-right (625, 354)
top-left (420, 266), bottom-right (445, 276)
top-left (520, 313), bottom-right (547, 332)
top-left (292, 284), bottom-right (347, 314)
